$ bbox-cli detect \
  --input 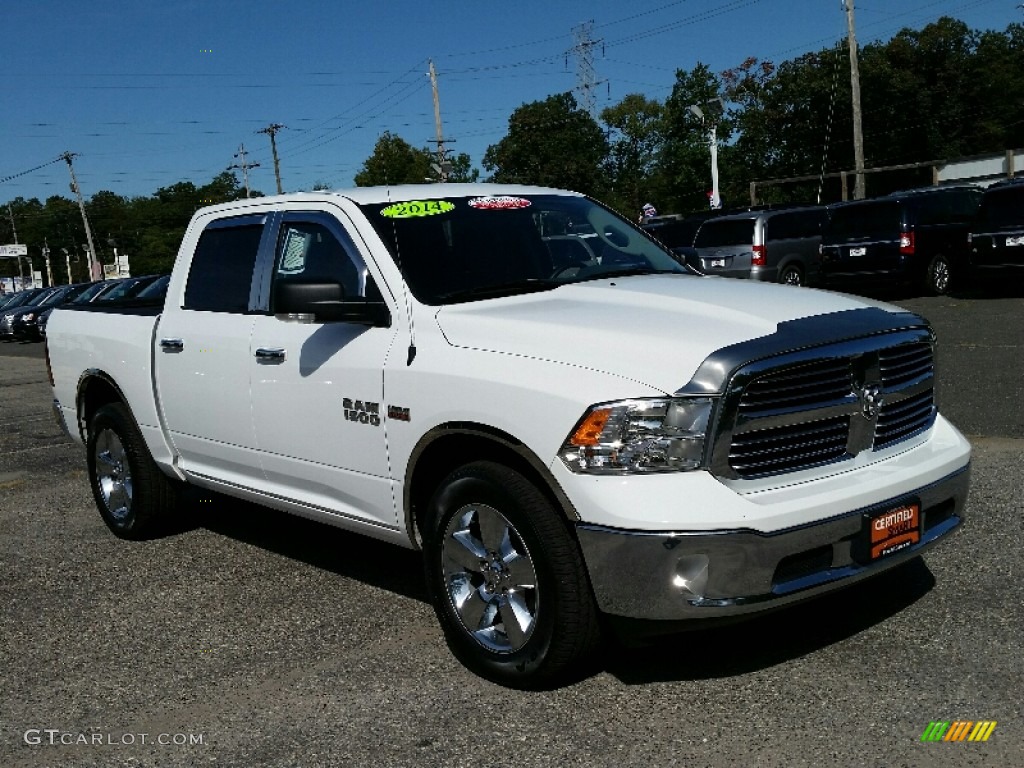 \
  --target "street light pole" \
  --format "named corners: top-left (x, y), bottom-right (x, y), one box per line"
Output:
top-left (689, 101), bottom-right (723, 209)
